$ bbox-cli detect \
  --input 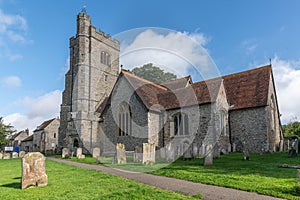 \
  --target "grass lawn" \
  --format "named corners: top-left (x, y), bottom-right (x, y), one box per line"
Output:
top-left (0, 158), bottom-right (200, 200)
top-left (59, 152), bottom-right (300, 199)
top-left (151, 152), bottom-right (300, 200)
